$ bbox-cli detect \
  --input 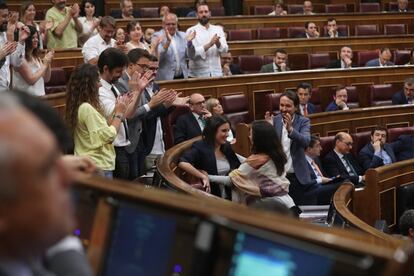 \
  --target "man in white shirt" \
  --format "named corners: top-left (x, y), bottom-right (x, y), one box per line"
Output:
top-left (98, 47), bottom-right (153, 179)
top-left (0, 3), bottom-right (28, 89)
top-left (186, 3), bottom-right (228, 77)
top-left (82, 16), bottom-right (117, 64)
top-left (303, 0), bottom-right (315, 15)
